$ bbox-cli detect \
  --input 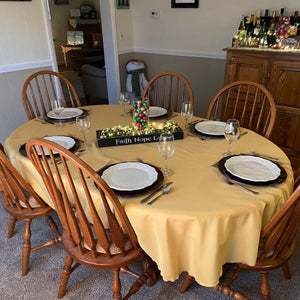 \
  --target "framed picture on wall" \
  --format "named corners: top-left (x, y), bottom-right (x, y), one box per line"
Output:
top-left (116, 0), bottom-right (129, 10)
top-left (171, 0), bottom-right (199, 8)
